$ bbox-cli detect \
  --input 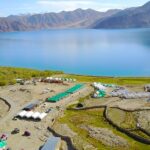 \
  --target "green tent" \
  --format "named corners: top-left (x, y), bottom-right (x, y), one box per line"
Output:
top-left (66, 84), bottom-right (84, 94)
top-left (0, 140), bottom-right (7, 148)
top-left (102, 83), bottom-right (116, 88)
top-left (47, 84), bottom-right (84, 102)
top-left (47, 92), bottom-right (70, 102)
top-left (97, 90), bottom-right (106, 98)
